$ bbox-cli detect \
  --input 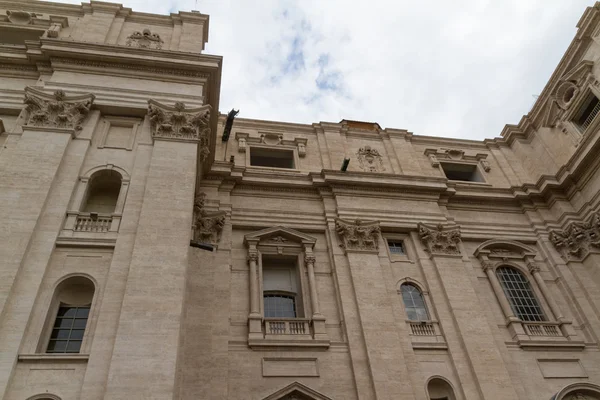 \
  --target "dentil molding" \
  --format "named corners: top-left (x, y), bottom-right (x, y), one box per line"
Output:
top-left (23, 87), bottom-right (95, 131)
top-left (418, 222), bottom-right (462, 255)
